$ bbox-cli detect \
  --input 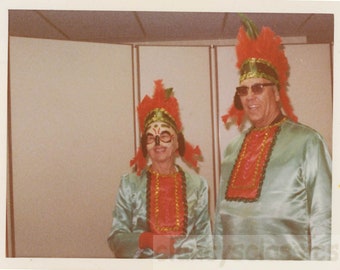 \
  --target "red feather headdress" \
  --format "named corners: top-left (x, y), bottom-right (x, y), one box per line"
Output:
top-left (130, 80), bottom-right (202, 175)
top-left (222, 16), bottom-right (298, 127)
